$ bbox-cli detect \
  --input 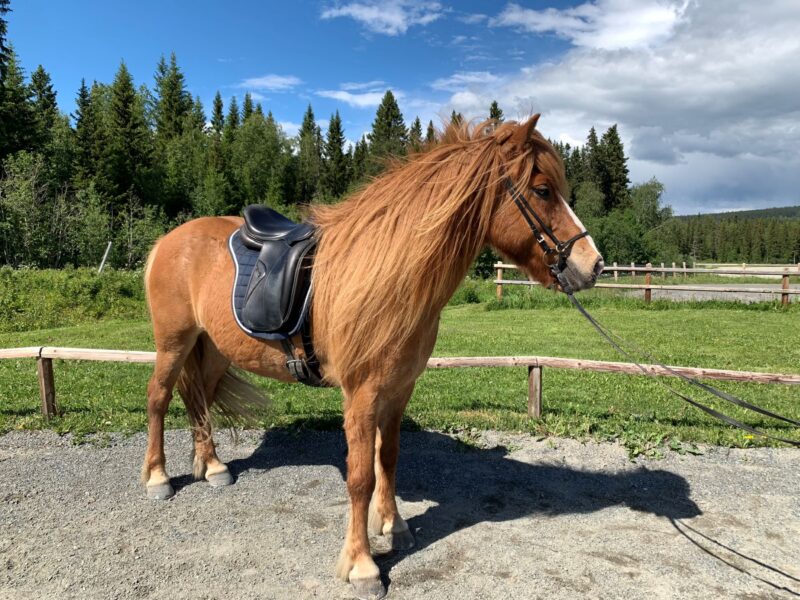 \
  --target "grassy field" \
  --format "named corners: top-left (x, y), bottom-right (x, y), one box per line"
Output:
top-left (2, 282), bottom-right (799, 455)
